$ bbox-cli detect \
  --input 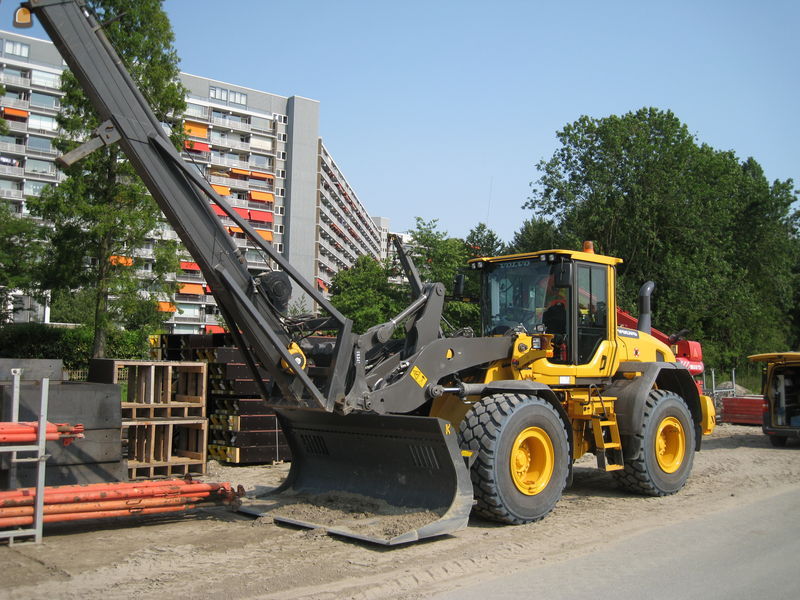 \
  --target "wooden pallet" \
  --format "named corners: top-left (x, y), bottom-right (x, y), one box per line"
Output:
top-left (122, 418), bottom-right (207, 478)
top-left (89, 359), bottom-right (207, 417)
top-left (127, 459), bottom-right (205, 480)
top-left (122, 402), bottom-right (204, 420)
top-left (208, 443), bottom-right (290, 465)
